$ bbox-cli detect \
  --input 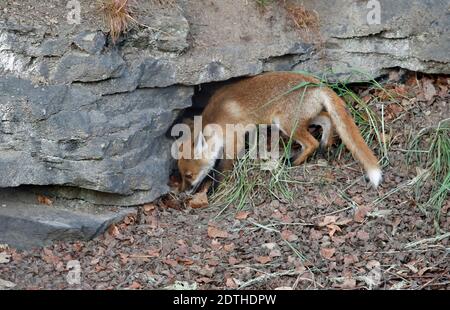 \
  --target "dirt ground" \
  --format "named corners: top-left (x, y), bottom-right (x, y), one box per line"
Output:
top-left (1, 71), bottom-right (449, 290)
